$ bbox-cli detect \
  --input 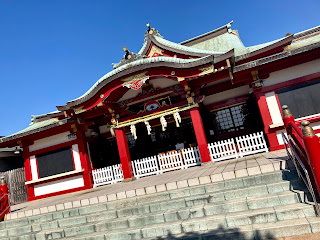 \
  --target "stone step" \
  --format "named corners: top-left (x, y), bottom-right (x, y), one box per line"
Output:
top-left (2, 169), bottom-right (300, 229)
top-left (6, 169), bottom-right (298, 221)
top-left (142, 217), bottom-right (315, 240)
top-left (0, 177), bottom-right (304, 236)
top-left (53, 203), bottom-right (316, 240)
top-left (1, 189), bottom-right (310, 240)
top-left (1, 169), bottom-right (309, 240)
